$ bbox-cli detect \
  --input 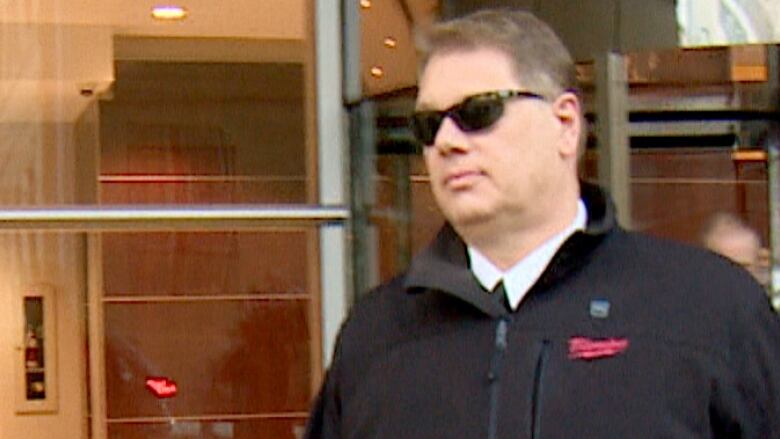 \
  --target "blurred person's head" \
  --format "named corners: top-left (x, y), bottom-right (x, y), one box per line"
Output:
top-left (702, 212), bottom-right (762, 281)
